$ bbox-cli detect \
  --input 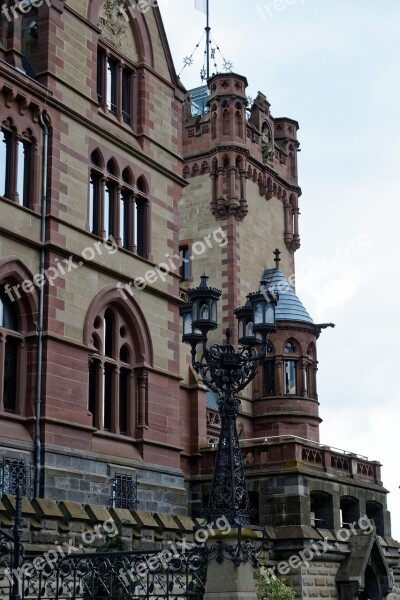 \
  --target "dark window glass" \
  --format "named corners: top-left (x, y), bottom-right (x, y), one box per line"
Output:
top-left (122, 69), bottom-right (132, 124)
top-left (104, 363), bottom-right (113, 431)
top-left (119, 368), bottom-right (129, 435)
top-left (104, 309), bottom-right (113, 357)
top-left (89, 174), bottom-right (100, 235)
top-left (88, 360), bottom-right (97, 421)
top-left (135, 198), bottom-right (146, 257)
top-left (4, 337), bottom-right (18, 412)
top-left (0, 131), bottom-right (12, 199)
top-left (120, 190), bottom-right (130, 249)
top-left (179, 246), bottom-right (190, 280)
top-left (264, 360), bottom-right (275, 395)
top-left (104, 182), bottom-right (115, 239)
top-left (97, 48), bottom-right (104, 104)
